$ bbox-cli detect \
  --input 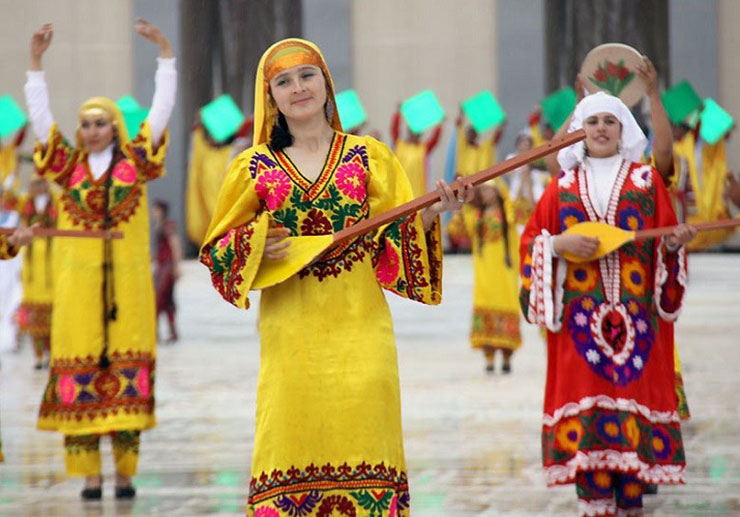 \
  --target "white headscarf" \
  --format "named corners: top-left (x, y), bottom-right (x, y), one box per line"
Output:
top-left (557, 91), bottom-right (647, 171)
